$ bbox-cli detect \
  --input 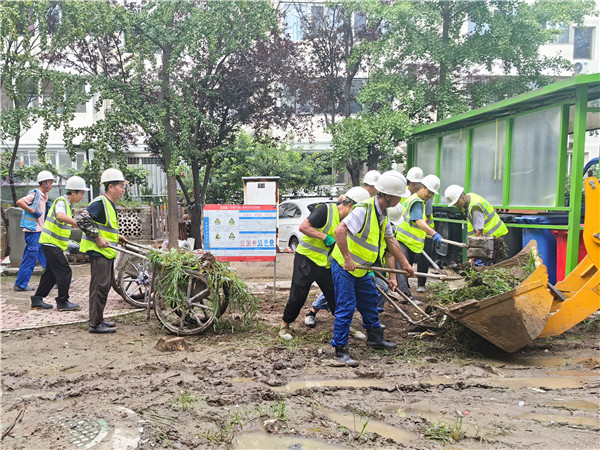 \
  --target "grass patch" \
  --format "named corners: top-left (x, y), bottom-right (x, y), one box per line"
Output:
top-left (424, 416), bottom-right (465, 444)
